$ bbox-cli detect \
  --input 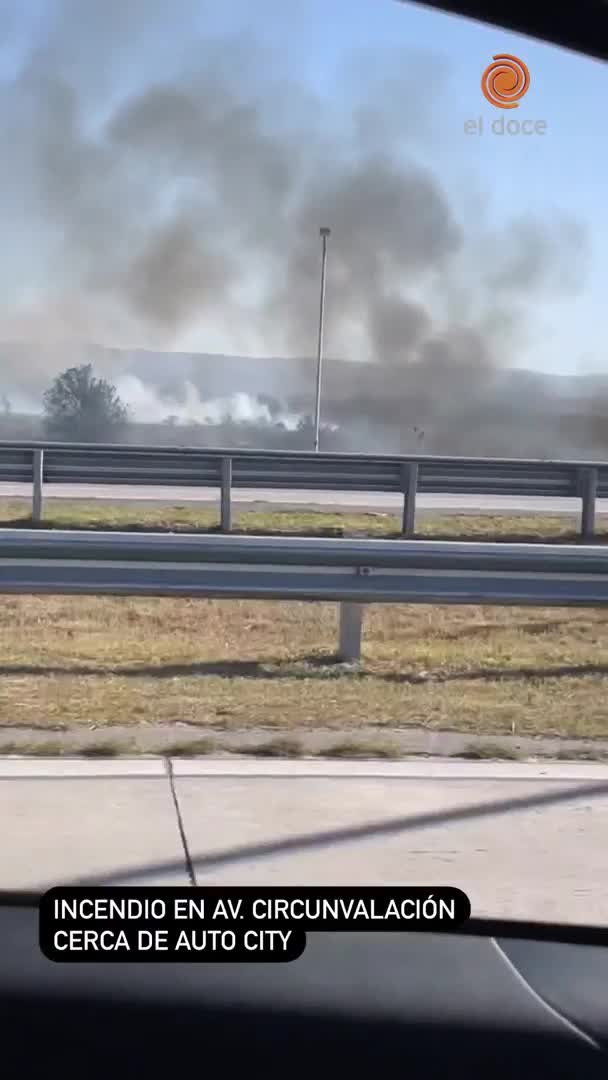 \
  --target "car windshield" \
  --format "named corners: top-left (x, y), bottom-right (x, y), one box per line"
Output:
top-left (1, 0), bottom-right (607, 931)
